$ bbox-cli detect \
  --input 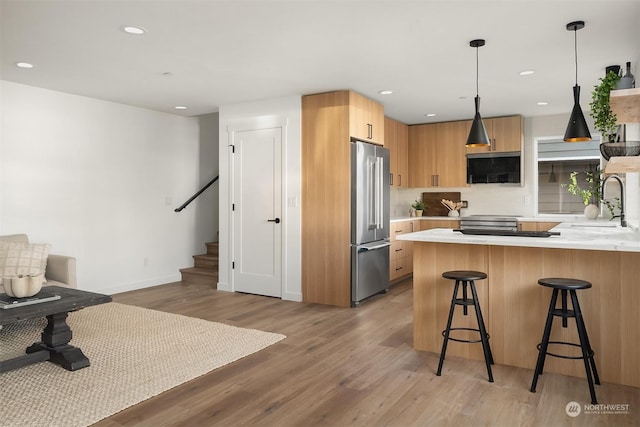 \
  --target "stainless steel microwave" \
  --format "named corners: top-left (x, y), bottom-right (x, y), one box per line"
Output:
top-left (467, 151), bottom-right (521, 184)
